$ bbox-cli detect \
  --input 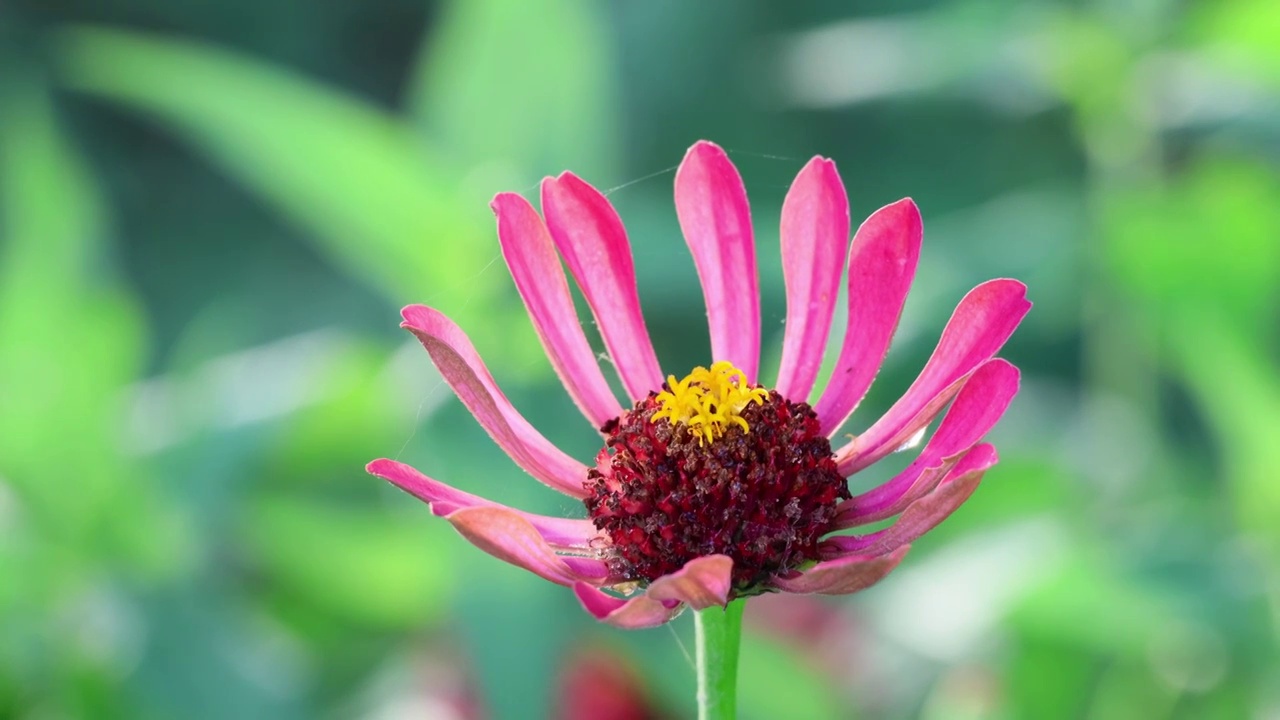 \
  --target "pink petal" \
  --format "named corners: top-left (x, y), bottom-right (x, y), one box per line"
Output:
top-left (446, 506), bottom-right (610, 586)
top-left (572, 554), bottom-right (733, 628)
top-left (573, 584), bottom-right (682, 629)
top-left (674, 141), bottom-right (760, 380)
top-left (493, 193), bottom-right (624, 429)
top-left (770, 546), bottom-right (909, 595)
top-left (831, 359), bottom-right (1019, 529)
top-left (813, 199), bottom-right (922, 434)
top-left (541, 173), bottom-right (664, 402)
top-left (774, 156), bottom-right (850, 401)
top-left (833, 279), bottom-right (1030, 475)
top-left (822, 443), bottom-right (998, 557)
top-left (644, 553), bottom-right (734, 610)
top-left (366, 458), bottom-right (597, 550)
top-left (400, 304), bottom-right (589, 498)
